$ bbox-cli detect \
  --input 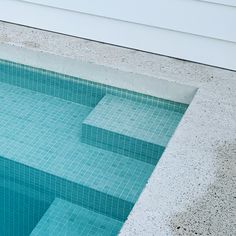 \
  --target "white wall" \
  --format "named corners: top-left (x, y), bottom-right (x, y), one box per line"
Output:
top-left (0, 0), bottom-right (236, 70)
